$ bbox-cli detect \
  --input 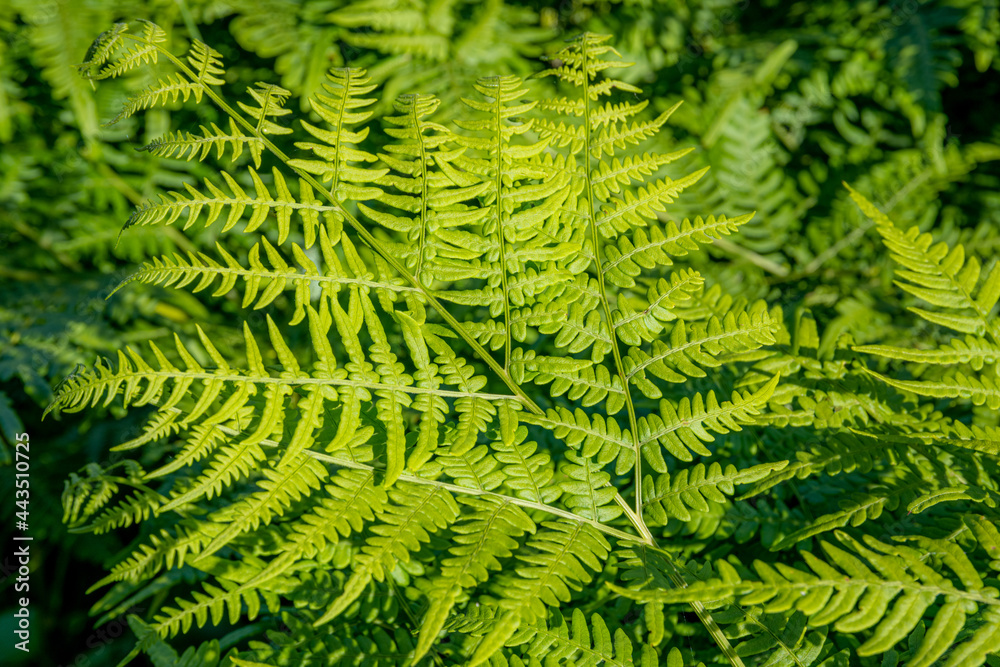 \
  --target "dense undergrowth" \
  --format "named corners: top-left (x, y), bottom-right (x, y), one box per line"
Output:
top-left (1, 2), bottom-right (999, 666)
